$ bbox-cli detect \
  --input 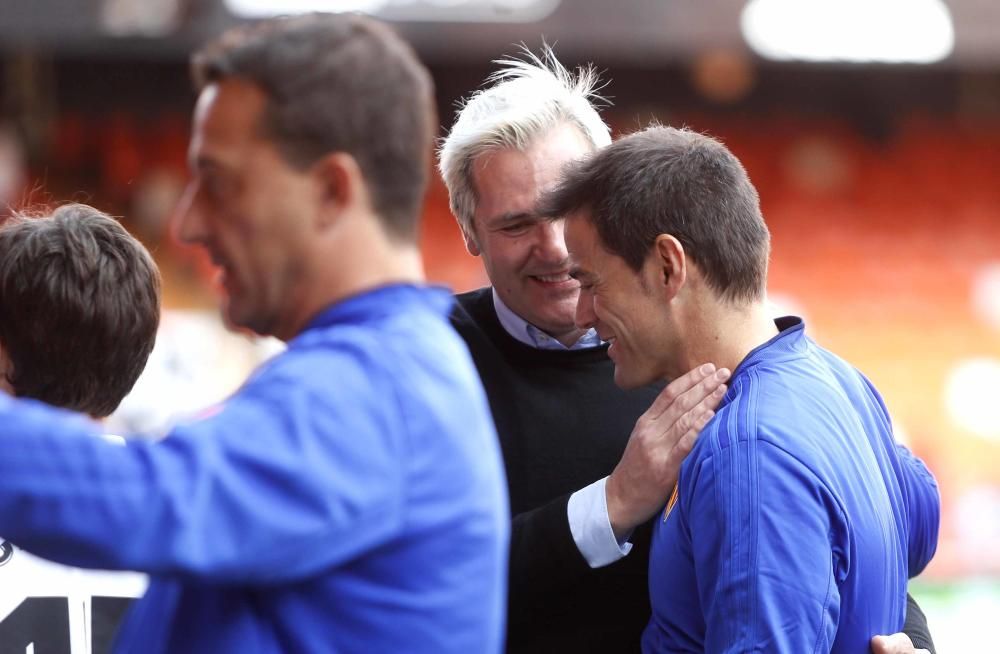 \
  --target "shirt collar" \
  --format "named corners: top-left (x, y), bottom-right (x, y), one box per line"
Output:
top-left (491, 288), bottom-right (603, 351)
top-left (299, 284), bottom-right (451, 335)
top-left (731, 315), bottom-right (808, 379)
